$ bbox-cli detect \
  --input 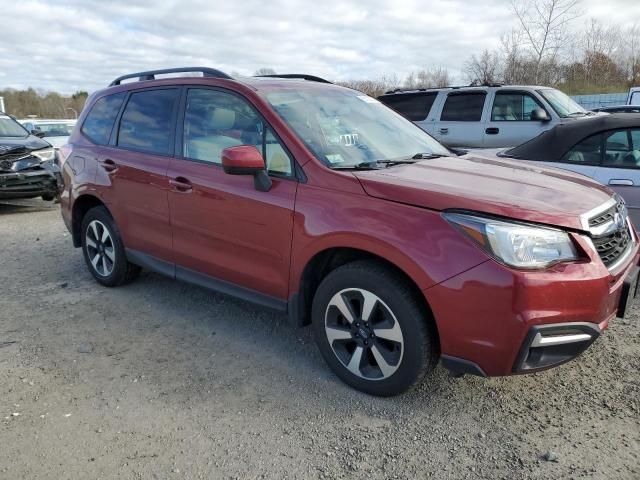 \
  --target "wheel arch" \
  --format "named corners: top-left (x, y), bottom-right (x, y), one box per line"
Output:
top-left (289, 245), bottom-right (439, 349)
top-left (71, 194), bottom-right (110, 247)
